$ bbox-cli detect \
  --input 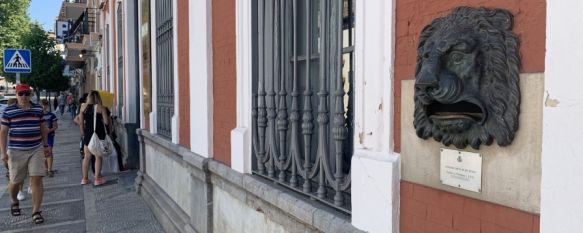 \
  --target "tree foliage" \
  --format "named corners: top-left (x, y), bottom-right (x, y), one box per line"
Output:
top-left (0, 1), bottom-right (70, 95)
top-left (0, 0), bottom-right (31, 69)
top-left (4, 23), bottom-right (70, 95)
